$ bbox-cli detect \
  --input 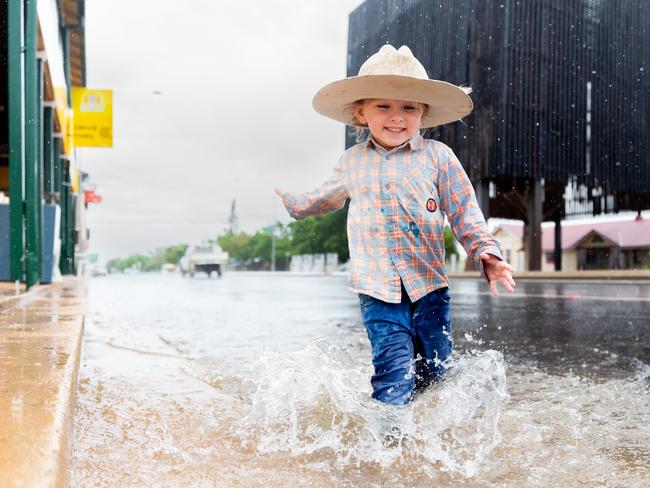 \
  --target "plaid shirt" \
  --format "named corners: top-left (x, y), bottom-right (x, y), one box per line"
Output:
top-left (281, 134), bottom-right (502, 303)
